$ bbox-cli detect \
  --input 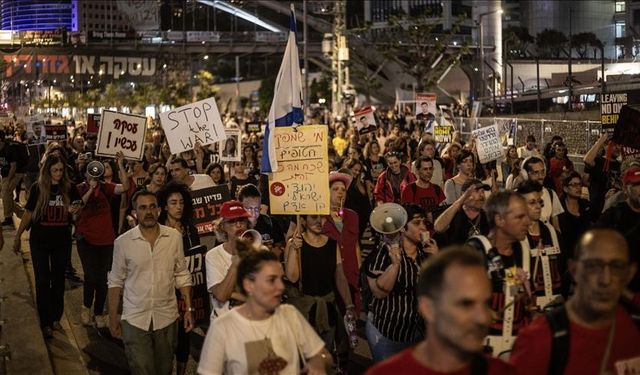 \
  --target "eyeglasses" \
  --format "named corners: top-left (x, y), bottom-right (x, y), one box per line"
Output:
top-left (567, 182), bottom-right (582, 187)
top-left (581, 259), bottom-right (630, 276)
